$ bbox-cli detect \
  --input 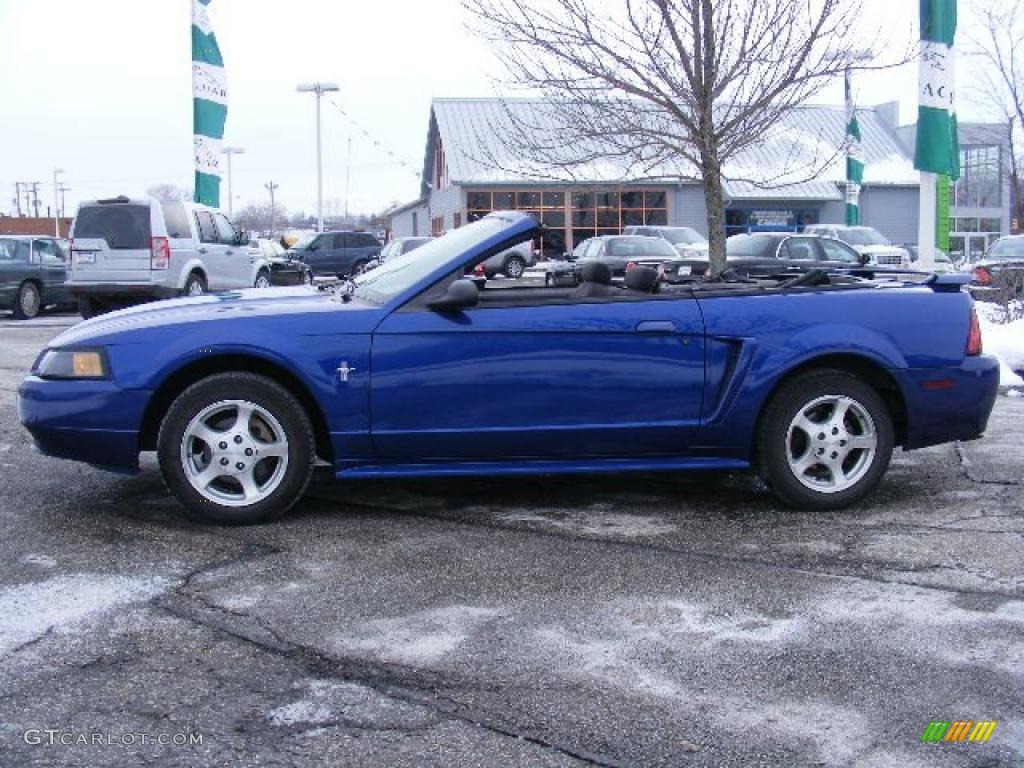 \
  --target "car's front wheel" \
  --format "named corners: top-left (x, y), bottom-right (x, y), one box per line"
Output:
top-left (254, 270), bottom-right (271, 289)
top-left (758, 370), bottom-right (893, 510)
top-left (157, 373), bottom-right (315, 524)
top-left (503, 255), bottom-right (526, 279)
